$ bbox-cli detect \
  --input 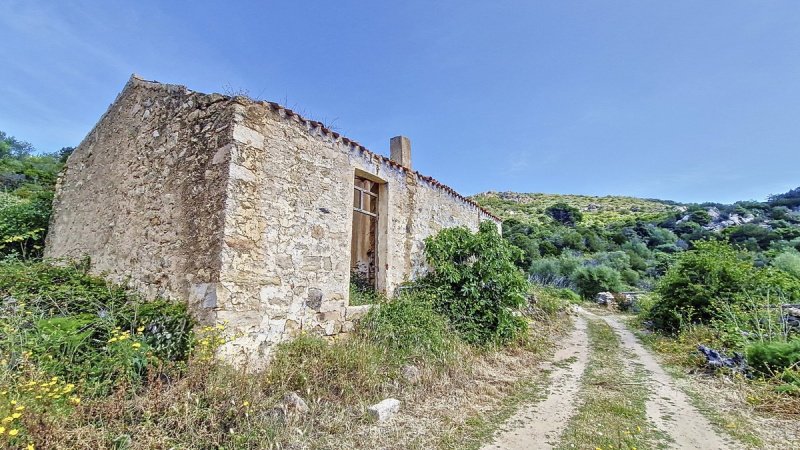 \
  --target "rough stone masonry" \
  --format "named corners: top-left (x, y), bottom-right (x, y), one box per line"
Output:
top-left (46, 75), bottom-right (500, 367)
